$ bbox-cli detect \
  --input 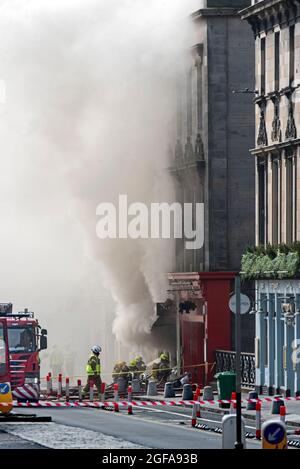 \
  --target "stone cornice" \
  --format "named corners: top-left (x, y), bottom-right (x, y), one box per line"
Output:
top-left (241, 0), bottom-right (285, 19)
top-left (168, 159), bottom-right (206, 174)
top-left (240, 0), bottom-right (300, 36)
top-left (254, 85), bottom-right (300, 104)
top-left (249, 137), bottom-right (300, 155)
top-left (192, 8), bottom-right (243, 21)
